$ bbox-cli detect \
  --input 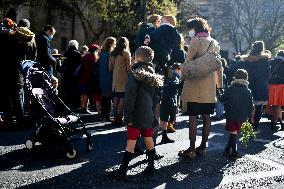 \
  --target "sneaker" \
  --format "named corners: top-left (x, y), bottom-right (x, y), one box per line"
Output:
top-left (167, 123), bottom-right (176, 133)
top-left (161, 135), bottom-right (175, 144)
